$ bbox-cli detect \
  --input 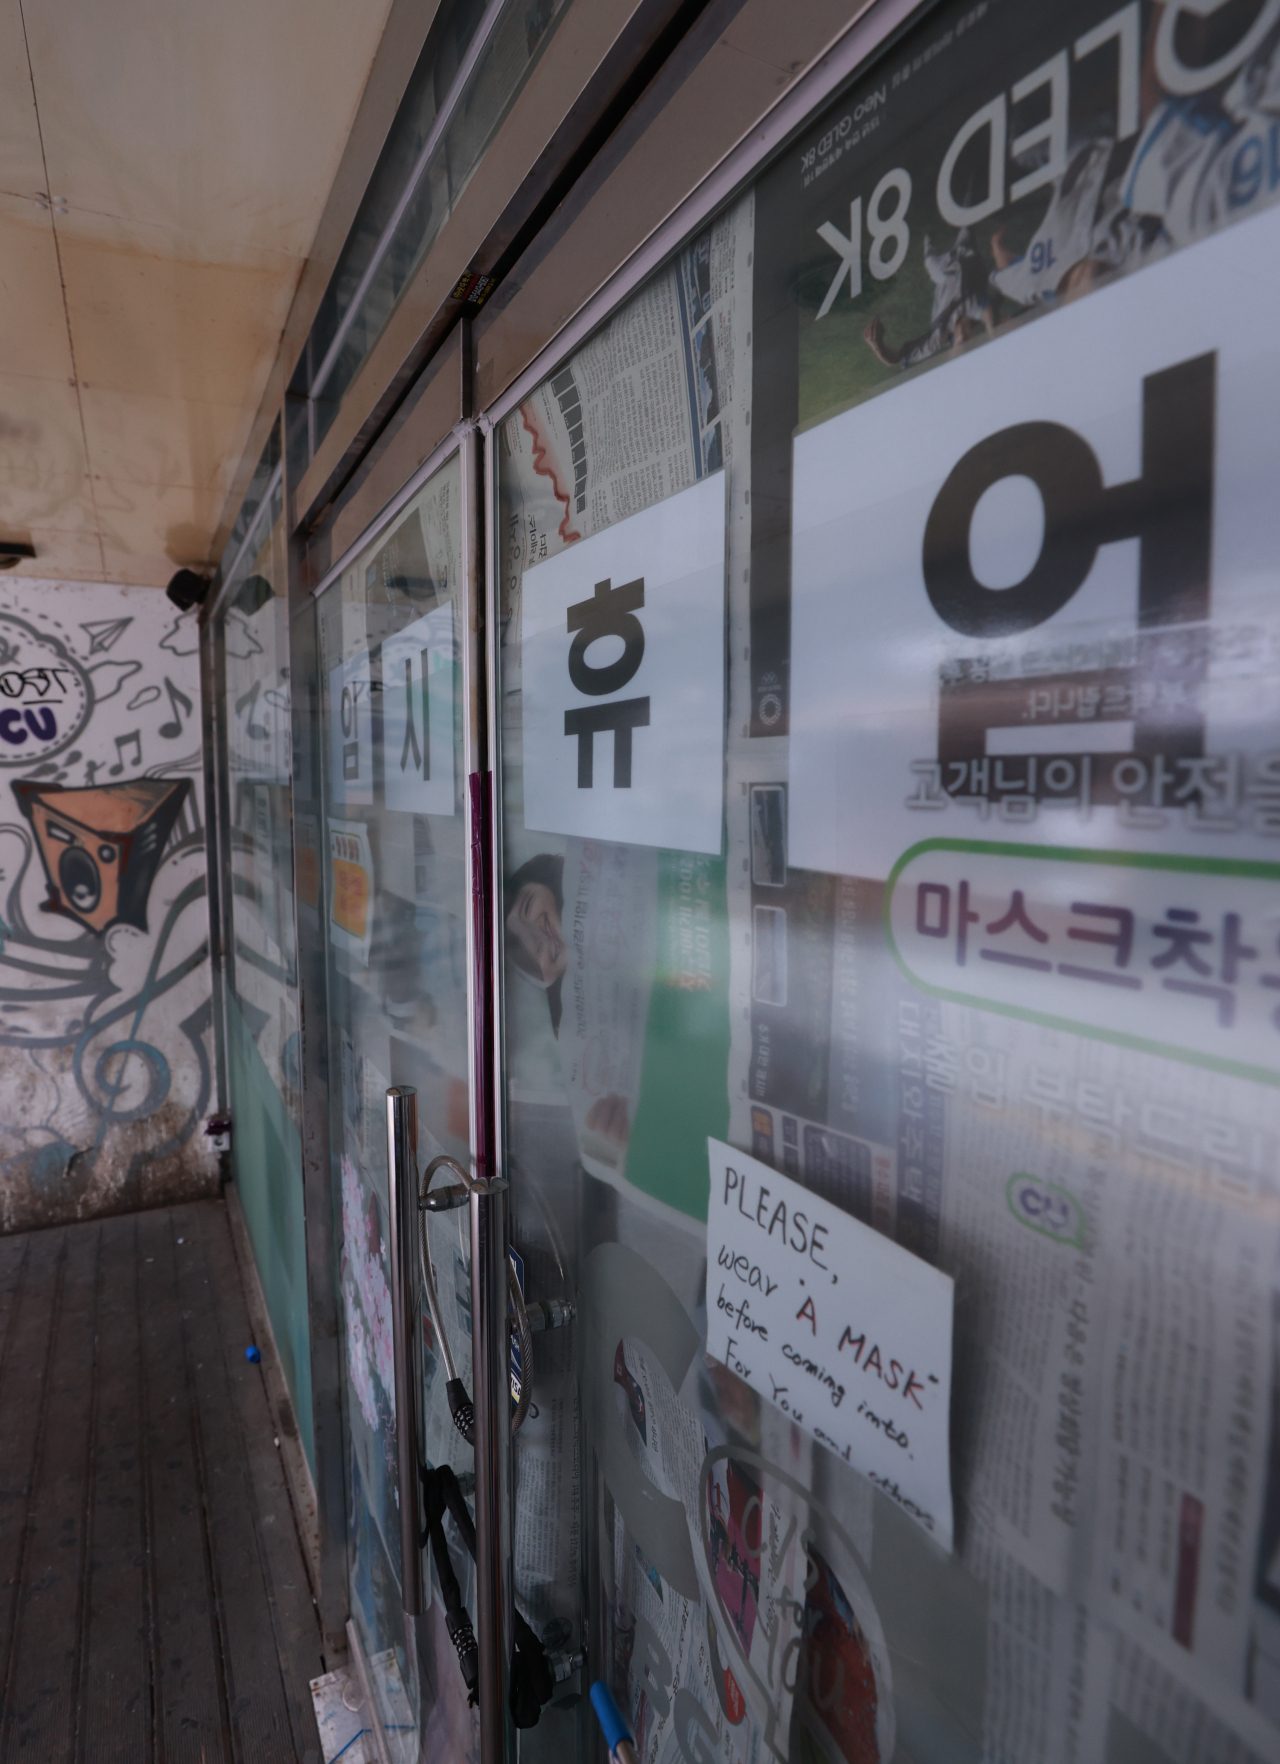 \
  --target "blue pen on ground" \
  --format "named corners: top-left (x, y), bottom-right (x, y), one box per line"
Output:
top-left (590, 1681), bottom-right (638, 1764)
